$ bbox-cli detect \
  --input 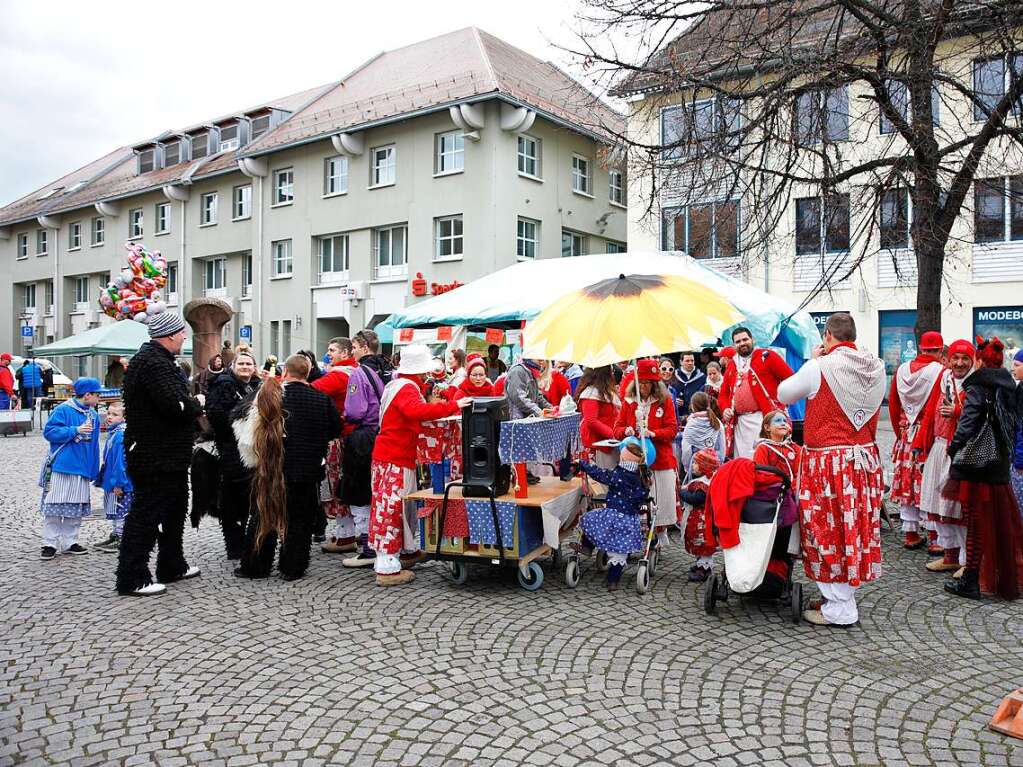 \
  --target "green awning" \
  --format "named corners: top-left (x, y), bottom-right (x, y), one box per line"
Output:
top-left (33, 320), bottom-right (193, 357)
